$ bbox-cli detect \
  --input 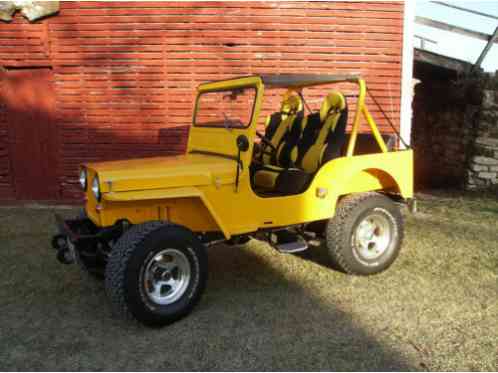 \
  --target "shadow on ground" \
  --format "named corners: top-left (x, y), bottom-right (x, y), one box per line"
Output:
top-left (0, 208), bottom-right (418, 371)
top-left (1, 192), bottom-right (497, 371)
